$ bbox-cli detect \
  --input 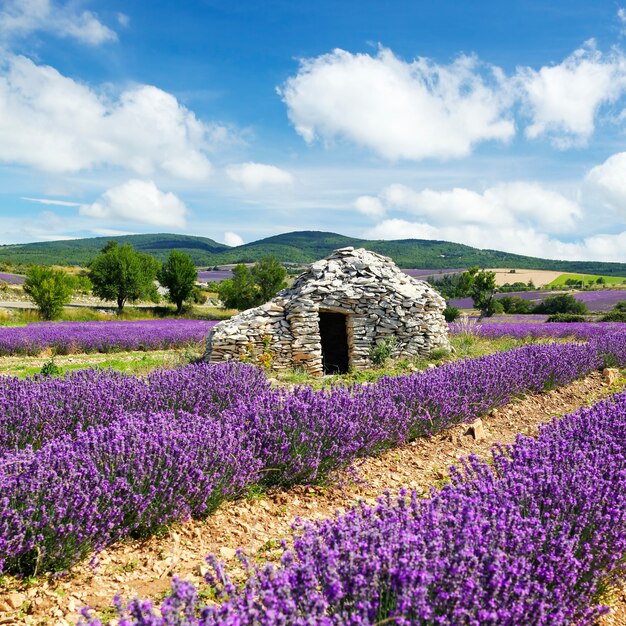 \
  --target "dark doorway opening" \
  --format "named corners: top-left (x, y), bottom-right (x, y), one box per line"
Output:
top-left (319, 311), bottom-right (349, 374)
